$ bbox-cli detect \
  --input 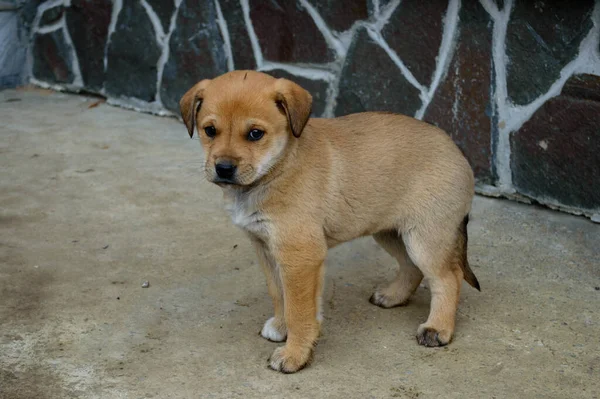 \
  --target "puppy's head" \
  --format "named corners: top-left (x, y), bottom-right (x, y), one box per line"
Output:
top-left (179, 71), bottom-right (312, 187)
